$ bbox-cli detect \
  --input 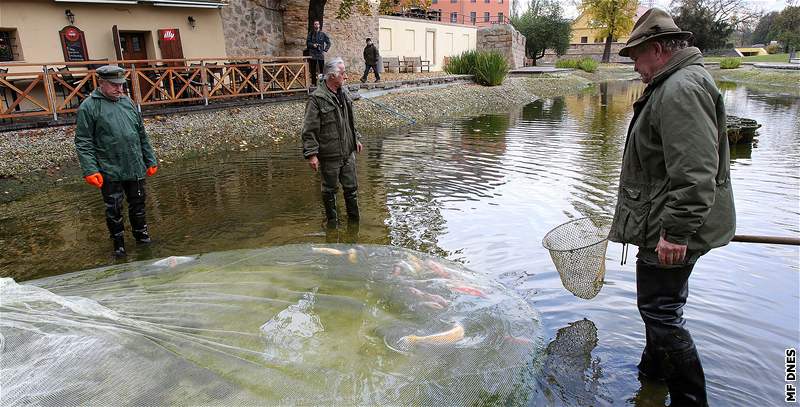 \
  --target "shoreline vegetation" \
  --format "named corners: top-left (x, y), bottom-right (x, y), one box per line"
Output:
top-left (0, 63), bottom-right (796, 197)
